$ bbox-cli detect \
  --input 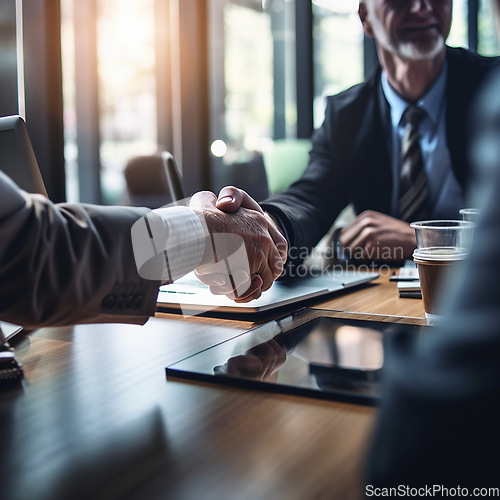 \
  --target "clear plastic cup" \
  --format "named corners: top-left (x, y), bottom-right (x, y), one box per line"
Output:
top-left (459, 208), bottom-right (479, 223)
top-left (410, 220), bottom-right (475, 325)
